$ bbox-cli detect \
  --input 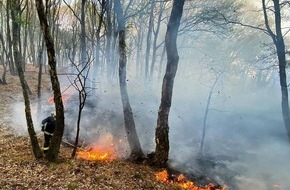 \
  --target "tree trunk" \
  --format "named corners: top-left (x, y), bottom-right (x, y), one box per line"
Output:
top-left (6, 0), bottom-right (15, 75)
top-left (35, 0), bottom-right (65, 162)
top-left (0, 33), bottom-right (8, 85)
top-left (37, 38), bottom-right (45, 121)
top-left (114, 0), bottom-right (144, 160)
top-left (199, 73), bottom-right (222, 155)
top-left (145, 0), bottom-right (155, 79)
top-left (111, 15), bottom-right (118, 78)
top-left (71, 68), bottom-right (89, 158)
top-left (22, 0), bottom-right (29, 68)
top-left (262, 0), bottom-right (290, 141)
top-left (105, 0), bottom-right (113, 79)
top-left (135, 20), bottom-right (143, 77)
top-left (158, 44), bottom-right (166, 78)
top-left (71, 93), bottom-right (85, 158)
top-left (11, 0), bottom-right (43, 159)
top-left (150, 2), bottom-right (165, 79)
top-left (80, 0), bottom-right (86, 66)
top-left (0, 3), bottom-right (6, 83)
top-left (154, 0), bottom-right (185, 168)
